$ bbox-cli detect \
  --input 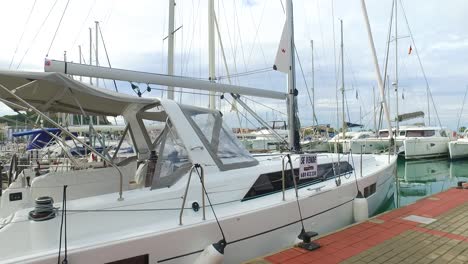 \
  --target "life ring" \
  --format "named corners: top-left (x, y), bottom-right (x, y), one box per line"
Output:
top-left (8, 154), bottom-right (18, 185)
